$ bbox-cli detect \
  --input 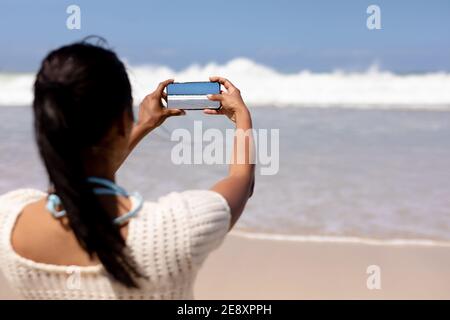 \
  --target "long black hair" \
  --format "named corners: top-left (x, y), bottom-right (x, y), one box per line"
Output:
top-left (33, 39), bottom-right (142, 287)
